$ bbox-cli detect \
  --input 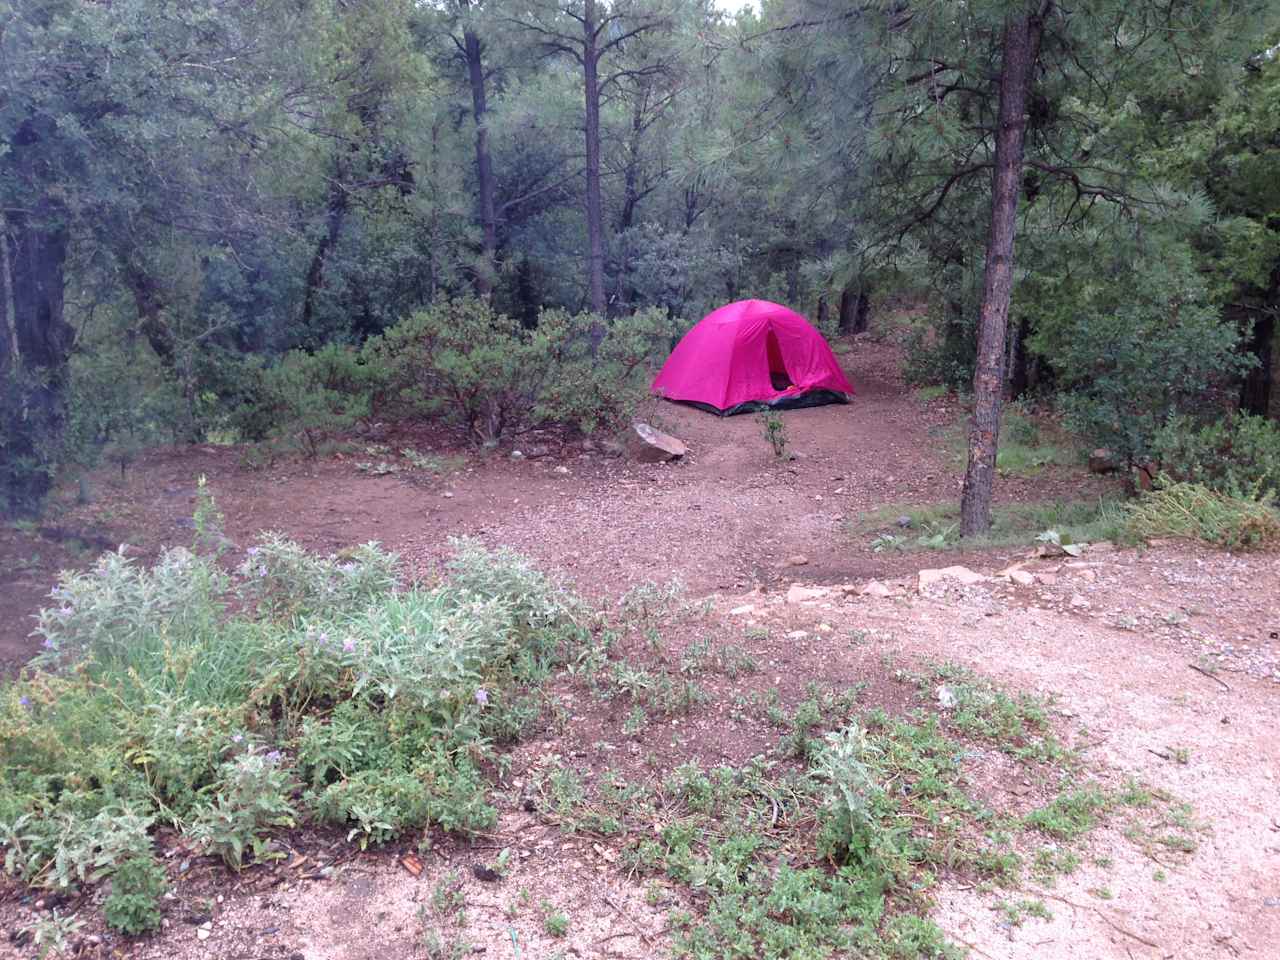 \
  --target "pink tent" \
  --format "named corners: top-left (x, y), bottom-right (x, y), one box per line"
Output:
top-left (651, 299), bottom-right (855, 415)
